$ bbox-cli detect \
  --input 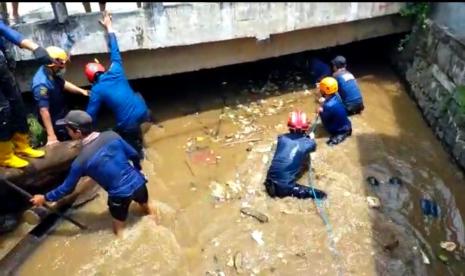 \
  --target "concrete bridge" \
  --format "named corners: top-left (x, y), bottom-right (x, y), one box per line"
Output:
top-left (8, 2), bottom-right (411, 92)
